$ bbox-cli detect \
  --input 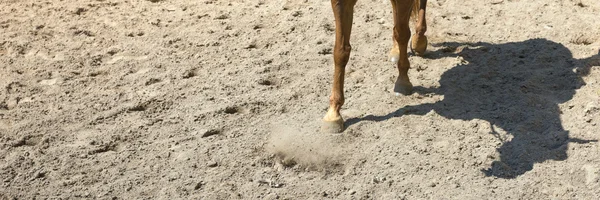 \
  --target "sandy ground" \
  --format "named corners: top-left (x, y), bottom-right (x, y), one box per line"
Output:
top-left (1, 0), bottom-right (600, 199)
